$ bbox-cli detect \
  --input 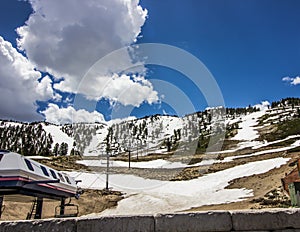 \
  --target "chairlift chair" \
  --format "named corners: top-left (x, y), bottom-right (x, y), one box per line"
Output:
top-left (54, 198), bottom-right (79, 218)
